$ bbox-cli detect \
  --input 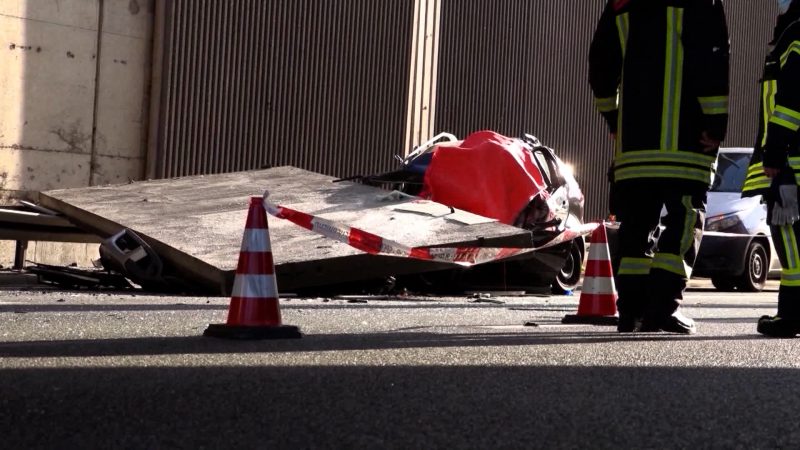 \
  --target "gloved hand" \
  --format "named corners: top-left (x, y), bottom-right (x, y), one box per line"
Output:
top-left (770, 171), bottom-right (800, 226)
